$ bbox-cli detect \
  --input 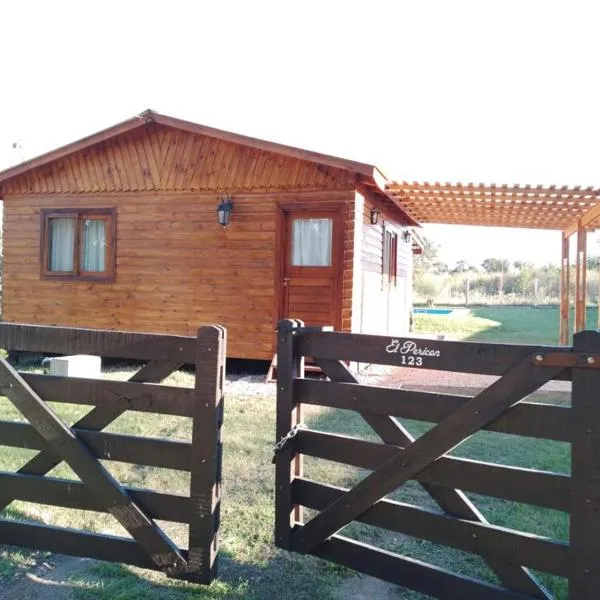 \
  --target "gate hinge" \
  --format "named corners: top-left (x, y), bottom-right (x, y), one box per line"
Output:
top-left (533, 352), bottom-right (600, 368)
